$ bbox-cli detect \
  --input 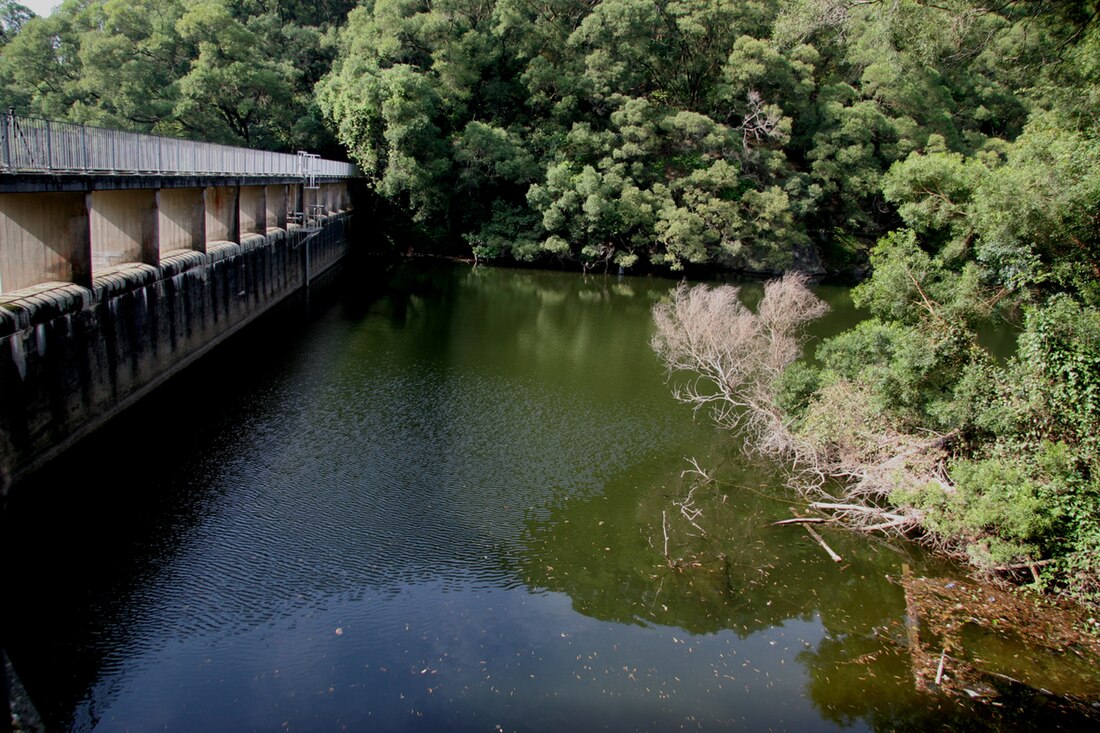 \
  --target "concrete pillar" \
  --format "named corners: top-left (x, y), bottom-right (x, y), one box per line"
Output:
top-left (204, 186), bottom-right (239, 243)
top-left (156, 188), bottom-right (206, 254)
top-left (0, 192), bottom-right (91, 293)
top-left (265, 184), bottom-right (287, 231)
top-left (239, 186), bottom-right (266, 237)
top-left (89, 189), bottom-right (159, 273)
